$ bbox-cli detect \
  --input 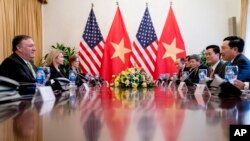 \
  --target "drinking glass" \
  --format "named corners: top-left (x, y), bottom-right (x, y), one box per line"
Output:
top-left (42, 67), bottom-right (50, 83)
top-left (182, 71), bottom-right (189, 81)
top-left (198, 69), bottom-right (207, 83)
top-left (225, 65), bottom-right (238, 84)
top-left (159, 74), bottom-right (165, 81)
